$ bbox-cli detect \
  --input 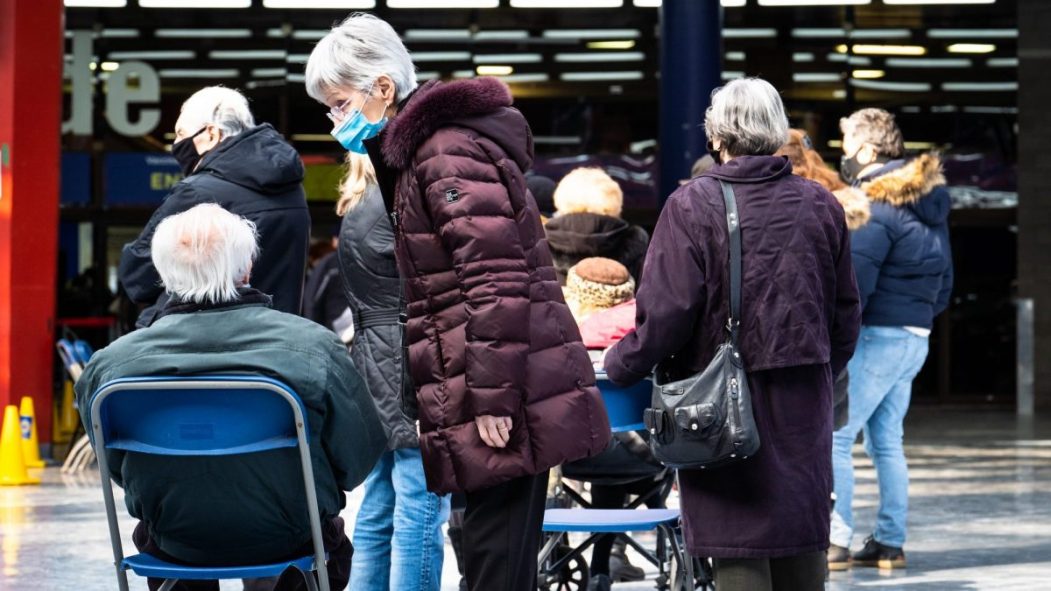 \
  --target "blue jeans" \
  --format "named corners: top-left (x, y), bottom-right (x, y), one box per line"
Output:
top-left (831, 326), bottom-right (929, 549)
top-left (349, 448), bottom-right (450, 591)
